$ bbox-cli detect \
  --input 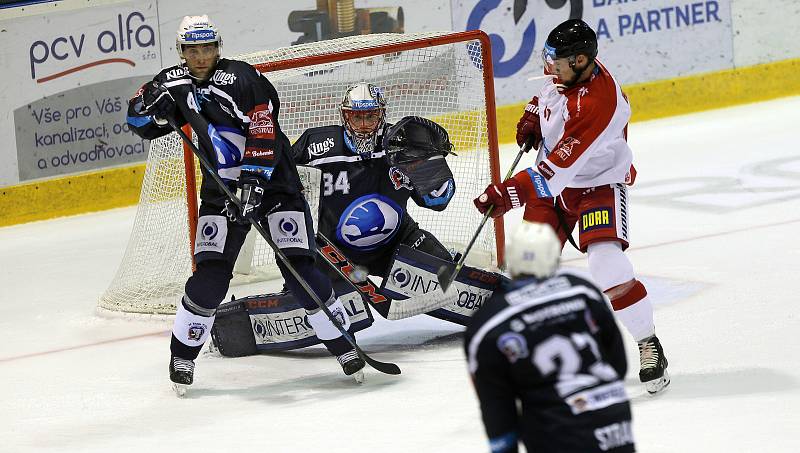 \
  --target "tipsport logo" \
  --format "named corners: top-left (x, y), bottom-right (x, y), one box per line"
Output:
top-left (465, 0), bottom-right (582, 77)
top-left (28, 11), bottom-right (157, 84)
